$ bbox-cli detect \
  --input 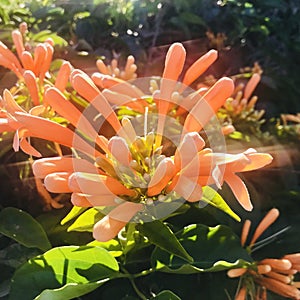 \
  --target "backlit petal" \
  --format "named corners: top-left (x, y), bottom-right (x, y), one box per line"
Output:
top-left (225, 173), bottom-right (252, 211)
top-left (0, 41), bottom-right (22, 70)
top-left (147, 158), bottom-right (175, 196)
top-left (33, 43), bottom-right (47, 76)
top-left (162, 43), bottom-right (186, 81)
top-left (11, 30), bottom-right (25, 60)
top-left (171, 175), bottom-right (203, 202)
top-left (93, 201), bottom-right (143, 241)
top-left (71, 72), bottom-right (100, 102)
top-left (32, 156), bottom-right (97, 179)
top-left (71, 193), bottom-right (119, 207)
top-left (23, 71), bottom-right (39, 106)
top-left (108, 136), bottom-right (132, 166)
top-left (174, 132), bottom-right (205, 171)
top-left (55, 61), bottom-right (72, 91)
top-left (13, 112), bottom-right (98, 157)
top-left (44, 172), bottom-right (72, 193)
top-left (182, 49), bottom-right (218, 86)
top-left (69, 172), bottom-right (135, 197)
top-left (184, 77), bottom-right (234, 132)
